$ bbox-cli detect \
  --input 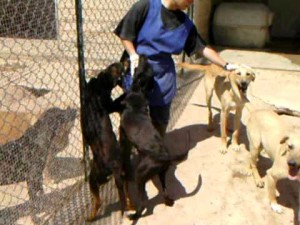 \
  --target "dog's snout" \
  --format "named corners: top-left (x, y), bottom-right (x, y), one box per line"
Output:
top-left (241, 81), bottom-right (248, 87)
top-left (239, 81), bottom-right (249, 93)
top-left (288, 159), bottom-right (298, 167)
